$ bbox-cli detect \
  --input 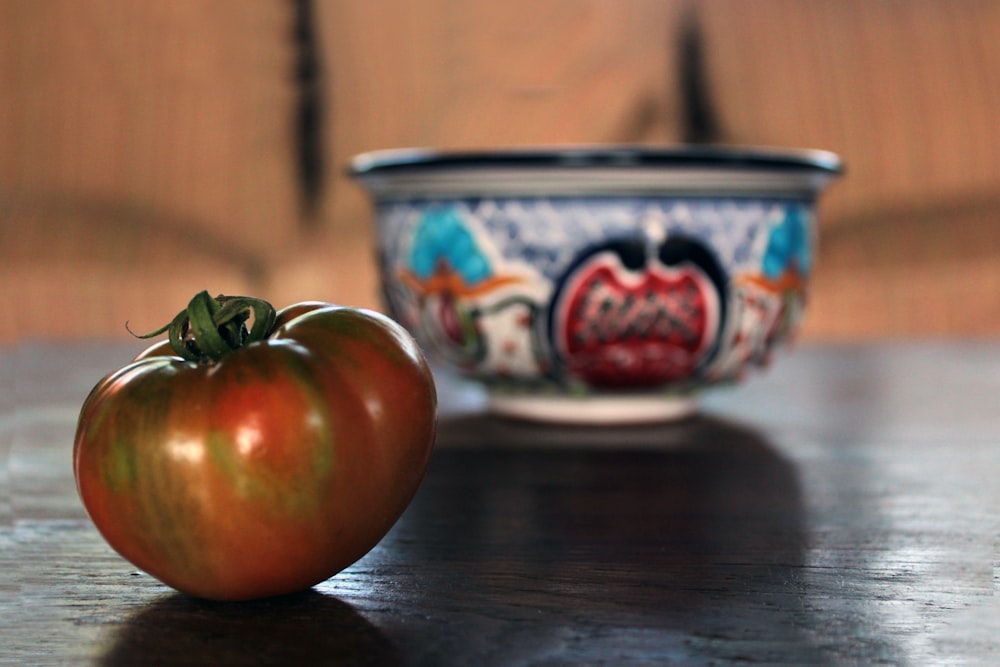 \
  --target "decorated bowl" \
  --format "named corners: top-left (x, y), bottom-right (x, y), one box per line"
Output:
top-left (350, 145), bottom-right (842, 423)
